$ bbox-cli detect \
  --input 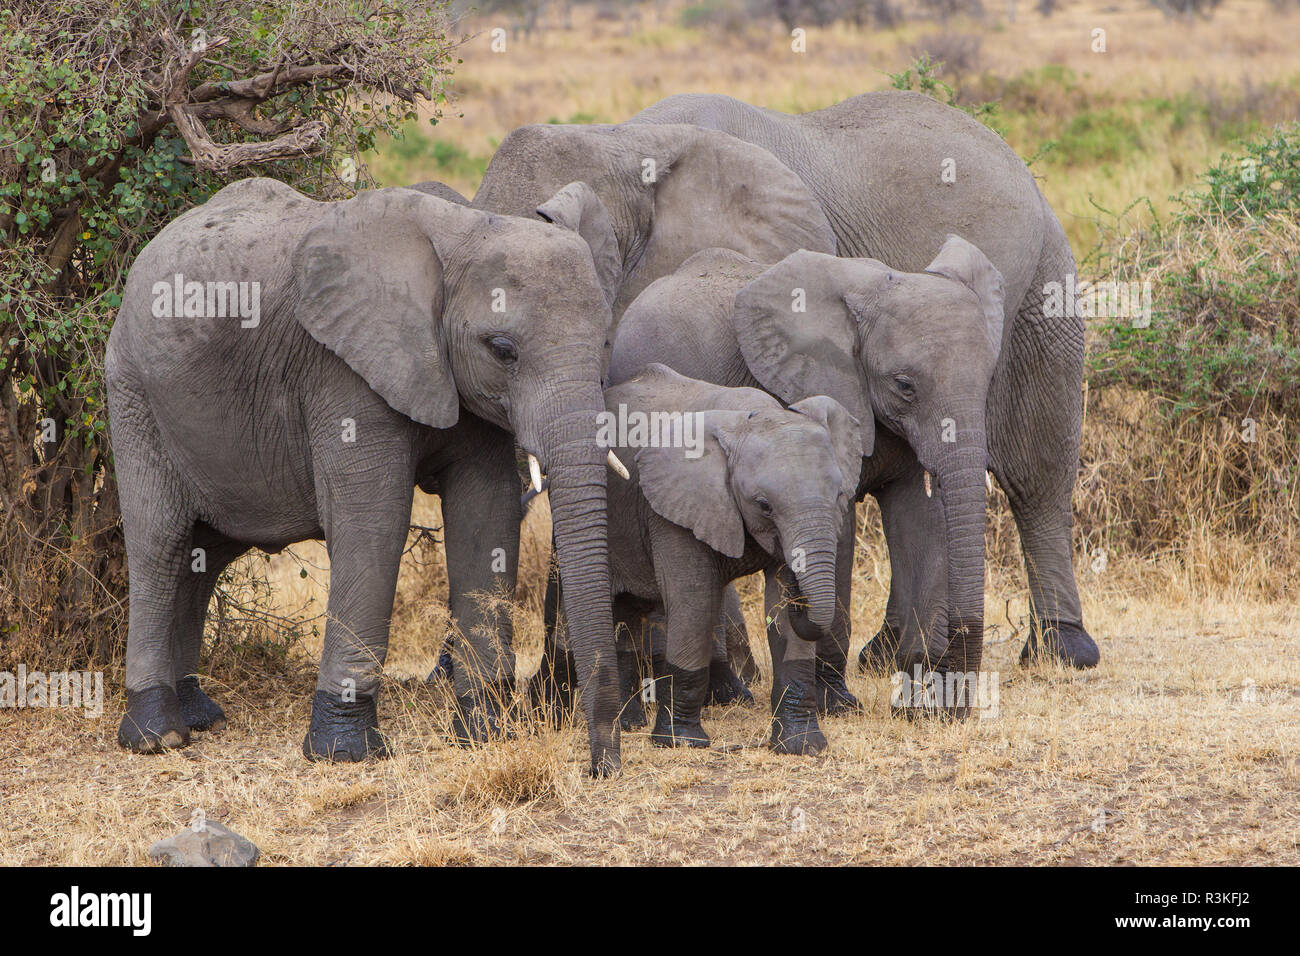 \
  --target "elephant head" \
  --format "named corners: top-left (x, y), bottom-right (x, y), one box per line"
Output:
top-left (732, 235), bottom-right (1005, 664)
top-left (615, 365), bottom-right (860, 635)
top-left (471, 122), bottom-right (837, 321)
top-left (291, 186), bottom-right (622, 771)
